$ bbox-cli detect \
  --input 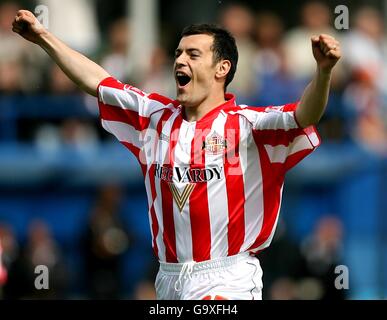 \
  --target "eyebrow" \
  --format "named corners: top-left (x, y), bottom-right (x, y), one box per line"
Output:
top-left (175, 48), bottom-right (202, 55)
